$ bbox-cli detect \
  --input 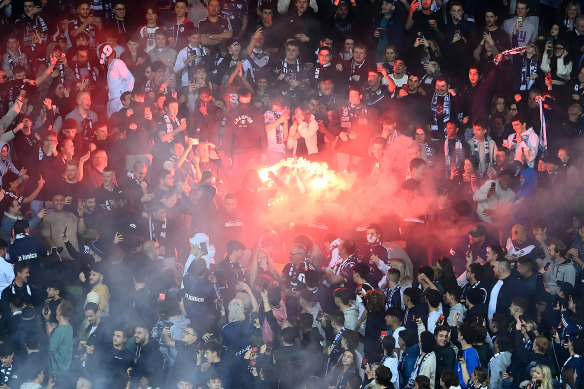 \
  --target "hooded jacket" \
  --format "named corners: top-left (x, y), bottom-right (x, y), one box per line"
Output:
top-left (342, 300), bottom-right (360, 331)
top-left (488, 351), bottom-right (511, 389)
